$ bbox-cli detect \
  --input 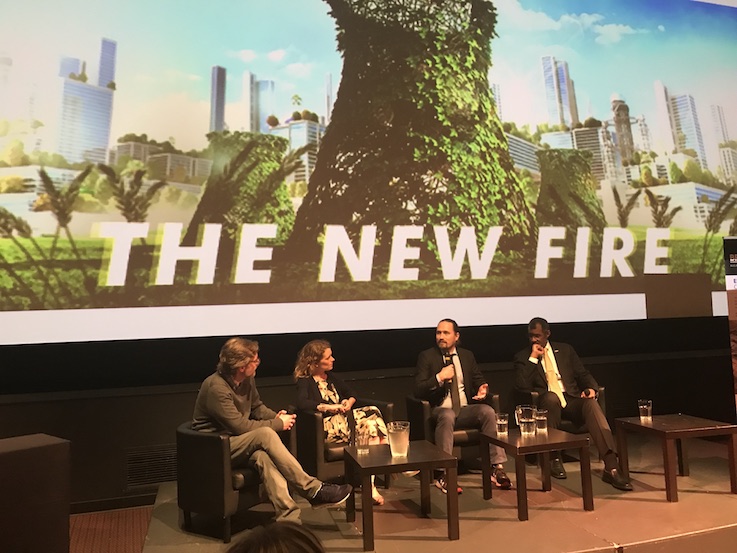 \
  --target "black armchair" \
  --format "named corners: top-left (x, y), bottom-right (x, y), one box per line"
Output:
top-left (176, 422), bottom-right (292, 543)
top-left (406, 394), bottom-right (501, 462)
top-left (295, 398), bottom-right (394, 483)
